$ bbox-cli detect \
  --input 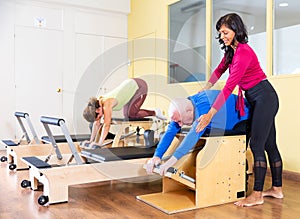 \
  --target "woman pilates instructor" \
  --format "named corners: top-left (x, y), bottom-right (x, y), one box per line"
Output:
top-left (83, 78), bottom-right (166, 148)
top-left (196, 13), bottom-right (283, 207)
